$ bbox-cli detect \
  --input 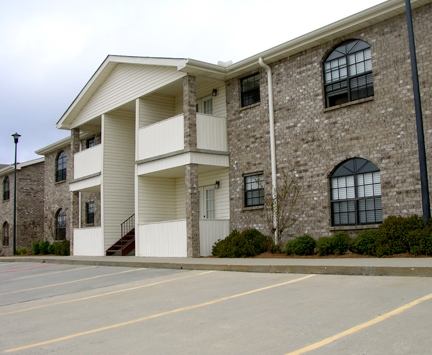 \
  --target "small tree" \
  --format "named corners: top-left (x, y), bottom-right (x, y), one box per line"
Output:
top-left (263, 173), bottom-right (300, 246)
